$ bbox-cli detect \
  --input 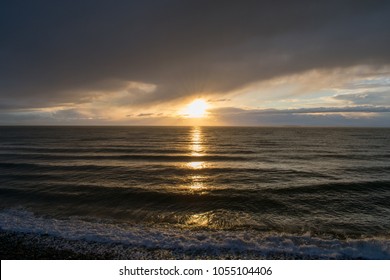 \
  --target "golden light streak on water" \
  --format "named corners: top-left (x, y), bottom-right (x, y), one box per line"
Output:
top-left (190, 126), bottom-right (203, 156)
top-left (183, 127), bottom-right (210, 194)
top-left (185, 213), bottom-right (210, 227)
top-left (187, 161), bottom-right (206, 169)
